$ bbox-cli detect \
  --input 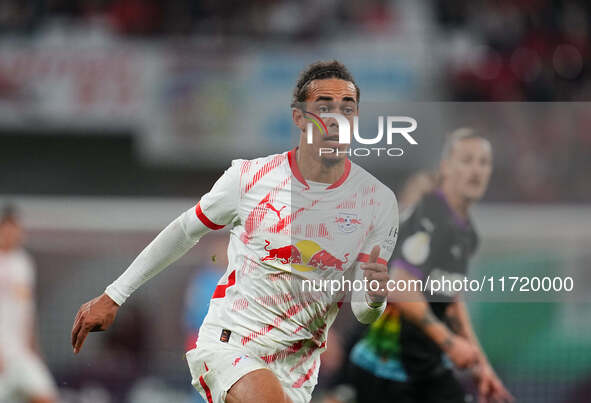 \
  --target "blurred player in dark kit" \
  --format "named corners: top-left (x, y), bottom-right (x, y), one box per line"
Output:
top-left (349, 129), bottom-right (514, 403)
